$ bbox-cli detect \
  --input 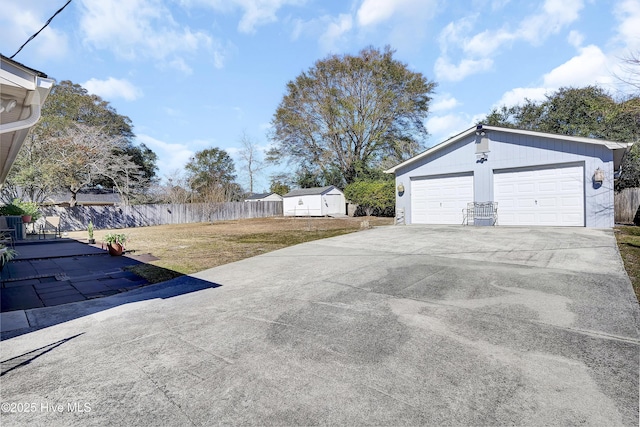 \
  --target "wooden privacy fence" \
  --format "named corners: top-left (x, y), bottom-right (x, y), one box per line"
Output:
top-left (40, 202), bottom-right (283, 232)
top-left (615, 188), bottom-right (640, 224)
